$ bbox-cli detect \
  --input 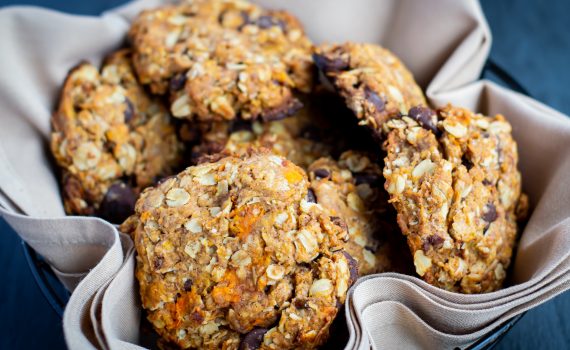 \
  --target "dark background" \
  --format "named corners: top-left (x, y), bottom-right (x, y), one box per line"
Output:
top-left (0, 0), bottom-right (569, 349)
